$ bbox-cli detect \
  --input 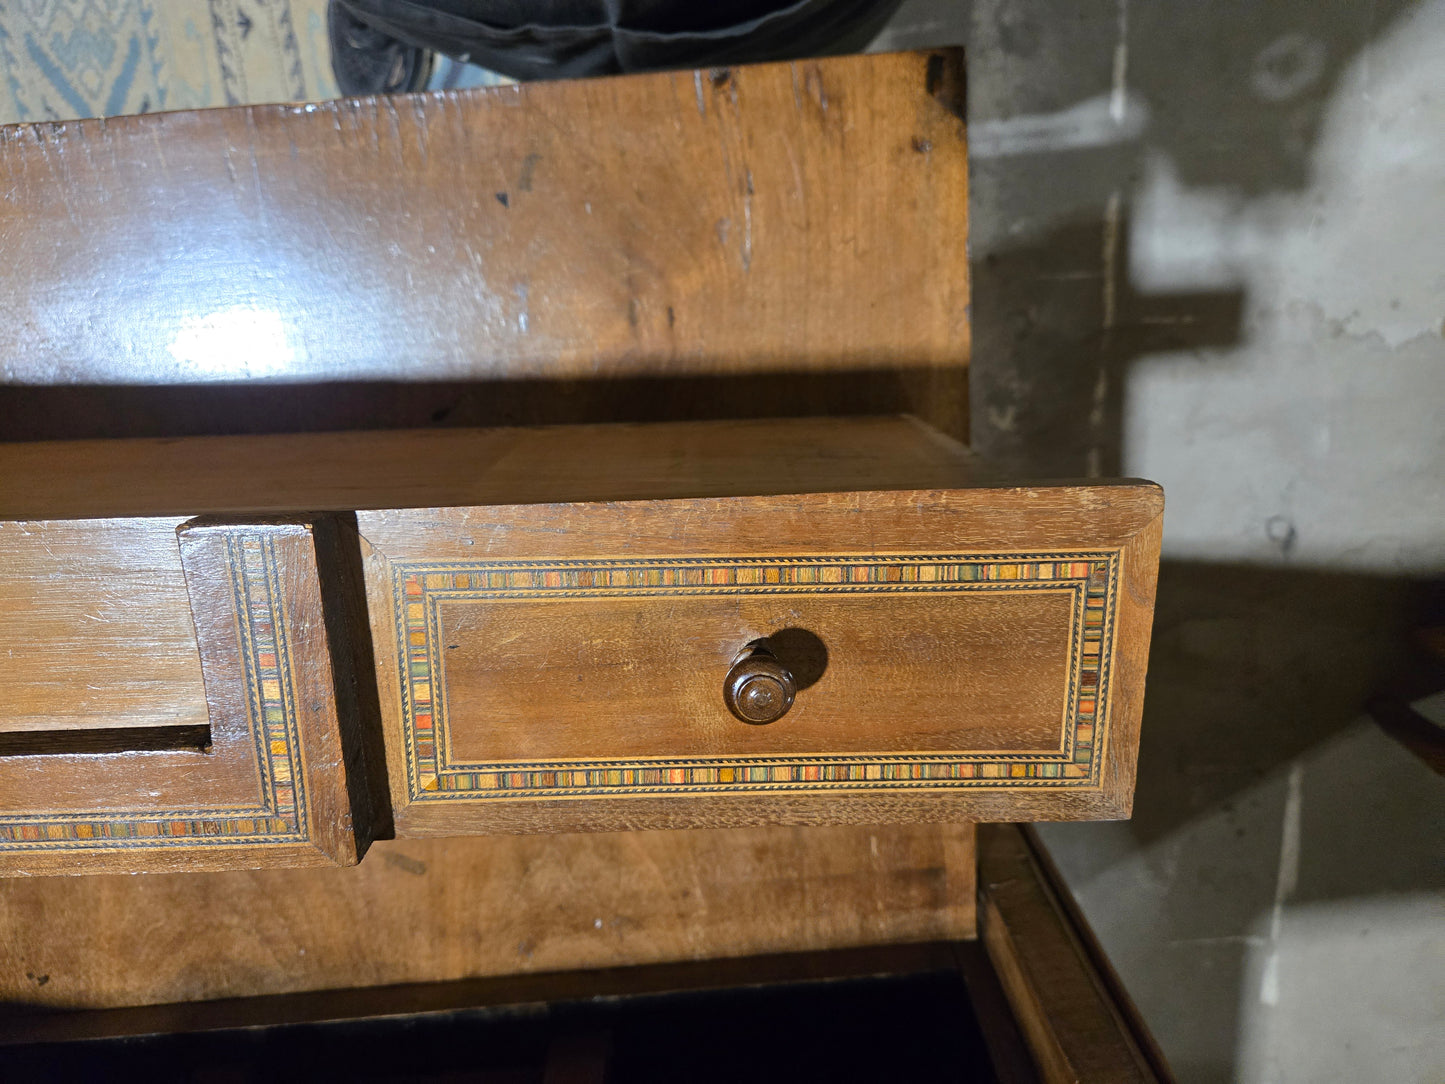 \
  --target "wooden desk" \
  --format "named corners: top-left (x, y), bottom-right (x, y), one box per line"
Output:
top-left (0, 50), bottom-right (1166, 1081)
